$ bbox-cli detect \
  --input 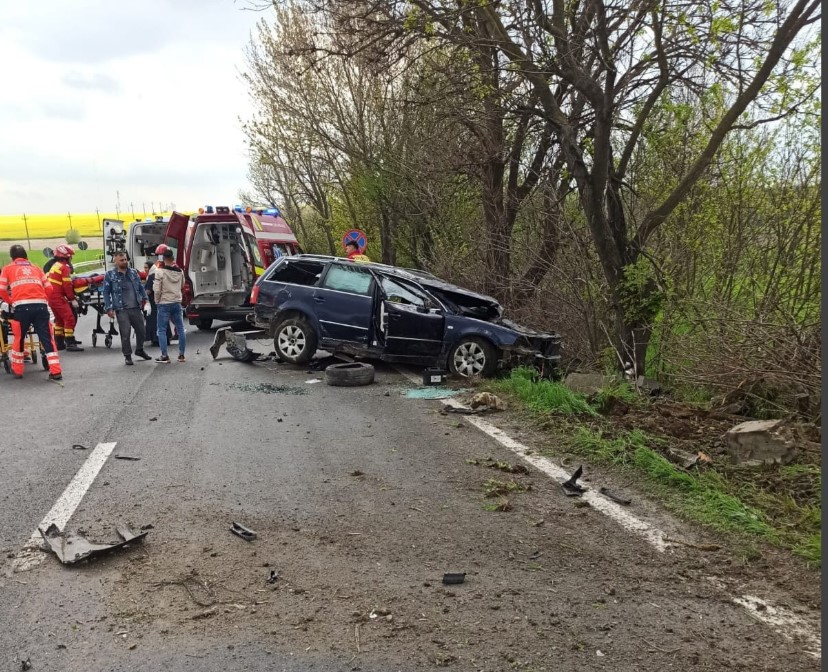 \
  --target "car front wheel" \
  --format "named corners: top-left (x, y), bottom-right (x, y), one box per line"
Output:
top-left (448, 337), bottom-right (497, 378)
top-left (274, 317), bottom-right (317, 364)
